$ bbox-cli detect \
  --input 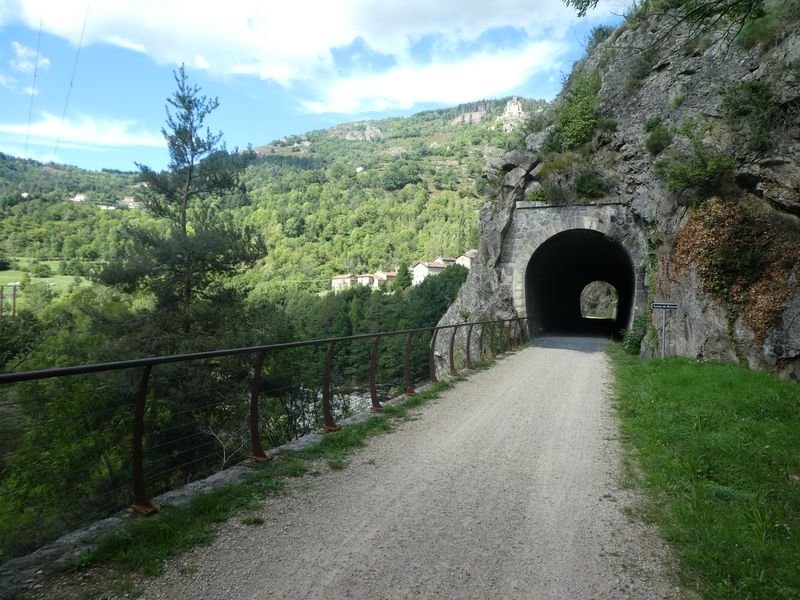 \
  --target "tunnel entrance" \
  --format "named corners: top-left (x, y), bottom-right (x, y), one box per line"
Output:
top-left (525, 229), bottom-right (635, 338)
